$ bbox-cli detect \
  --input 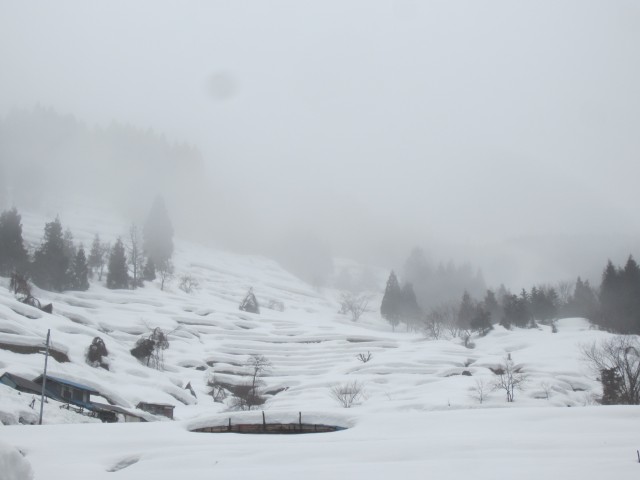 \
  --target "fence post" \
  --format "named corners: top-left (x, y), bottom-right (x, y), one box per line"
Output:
top-left (262, 410), bottom-right (266, 431)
